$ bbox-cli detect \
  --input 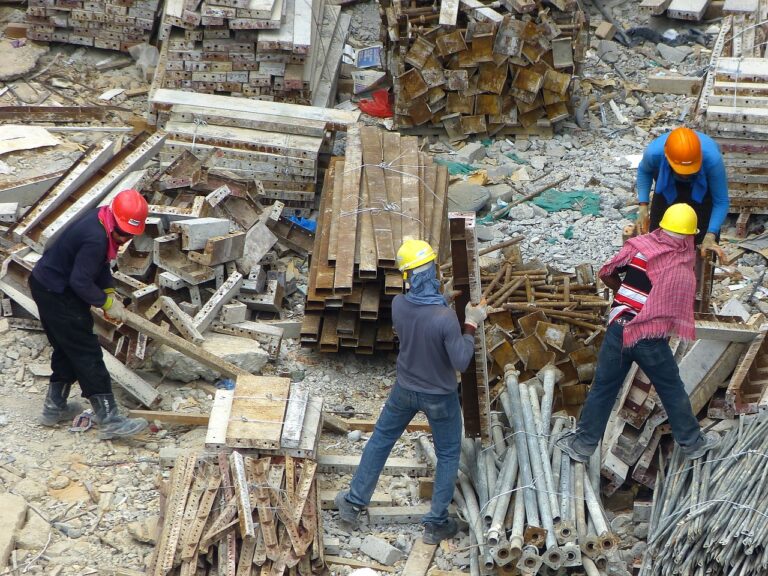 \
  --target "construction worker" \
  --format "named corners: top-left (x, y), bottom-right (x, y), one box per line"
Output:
top-left (635, 126), bottom-right (728, 260)
top-left (30, 189), bottom-right (149, 439)
top-left (557, 204), bottom-right (720, 462)
top-left (335, 239), bottom-right (487, 544)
